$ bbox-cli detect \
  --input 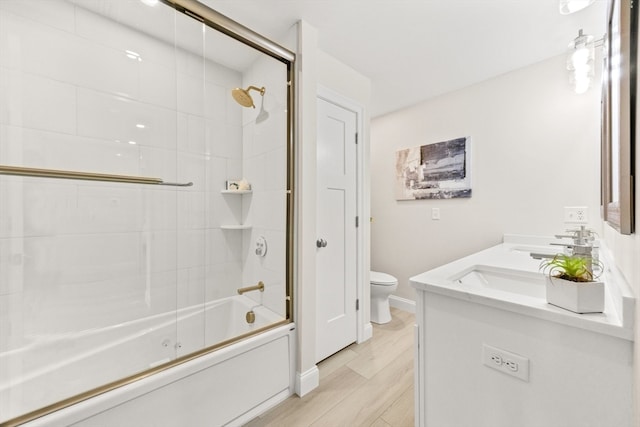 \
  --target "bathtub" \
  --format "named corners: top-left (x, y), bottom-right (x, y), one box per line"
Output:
top-left (1, 295), bottom-right (294, 426)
